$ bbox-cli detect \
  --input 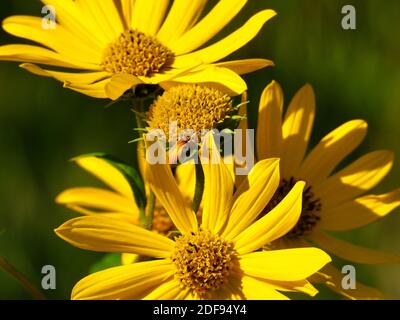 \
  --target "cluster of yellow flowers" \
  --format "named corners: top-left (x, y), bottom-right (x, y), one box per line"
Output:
top-left (1, 0), bottom-right (398, 300)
